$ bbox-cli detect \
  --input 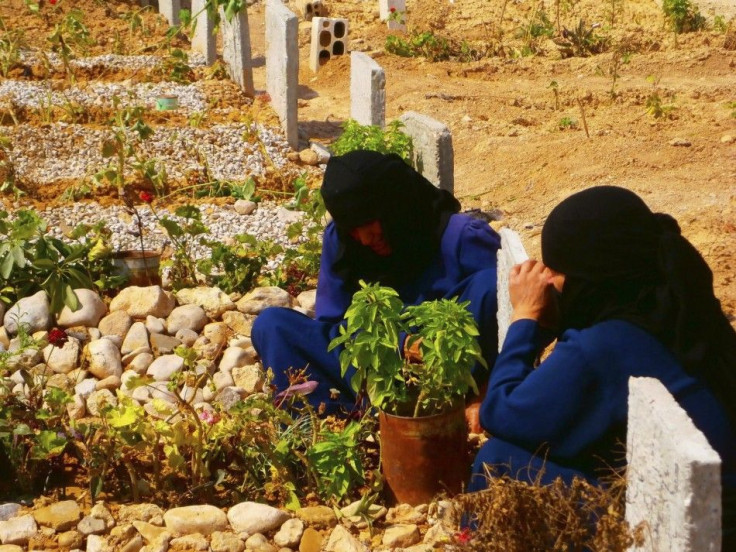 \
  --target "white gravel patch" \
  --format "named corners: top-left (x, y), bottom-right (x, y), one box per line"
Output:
top-left (19, 50), bottom-right (207, 70)
top-left (0, 80), bottom-right (208, 112)
top-left (5, 122), bottom-right (292, 183)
